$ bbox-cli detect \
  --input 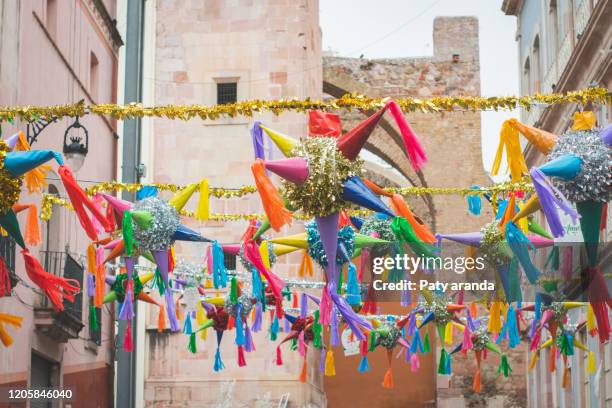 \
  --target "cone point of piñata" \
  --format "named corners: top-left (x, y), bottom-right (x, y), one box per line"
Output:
top-left (273, 243), bottom-right (301, 256)
top-left (252, 219), bottom-right (271, 240)
top-left (5, 133), bottom-right (19, 150)
top-left (101, 193), bottom-right (133, 215)
top-left (526, 235), bottom-right (555, 249)
top-left (342, 176), bottom-right (395, 217)
top-left (528, 218), bottom-right (553, 239)
top-left (131, 210), bottom-right (152, 229)
top-left (512, 195), bottom-right (542, 223)
top-left (259, 125), bottom-right (298, 157)
top-left (0, 210), bottom-right (26, 249)
top-left (354, 233), bottom-right (391, 249)
top-left (172, 224), bottom-right (210, 242)
top-left (438, 232), bottom-right (482, 247)
top-left (336, 107), bottom-right (387, 161)
top-left (269, 233), bottom-right (309, 249)
top-left (3, 150), bottom-right (62, 178)
top-left (168, 182), bottom-right (199, 211)
top-left (539, 154), bottom-right (583, 180)
top-left (508, 118), bottom-right (558, 154)
top-left (264, 157), bottom-right (309, 184)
